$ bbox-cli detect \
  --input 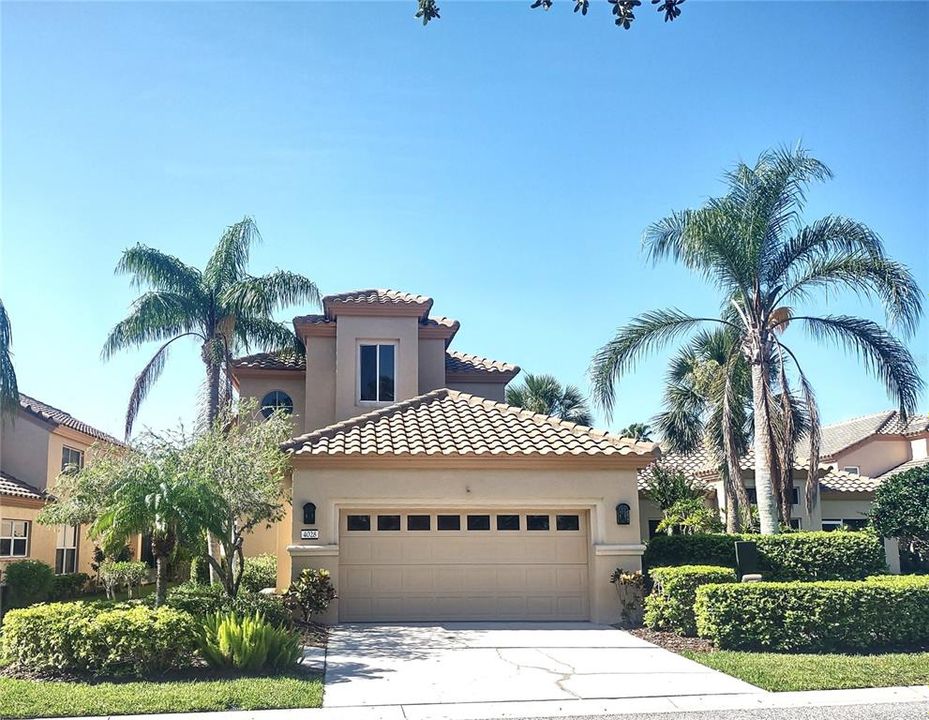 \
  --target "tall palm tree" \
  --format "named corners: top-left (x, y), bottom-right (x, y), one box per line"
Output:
top-left (0, 298), bottom-right (18, 416)
top-left (618, 422), bottom-right (653, 441)
top-left (506, 372), bottom-right (593, 426)
top-left (592, 146), bottom-right (923, 534)
top-left (103, 217), bottom-right (320, 438)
